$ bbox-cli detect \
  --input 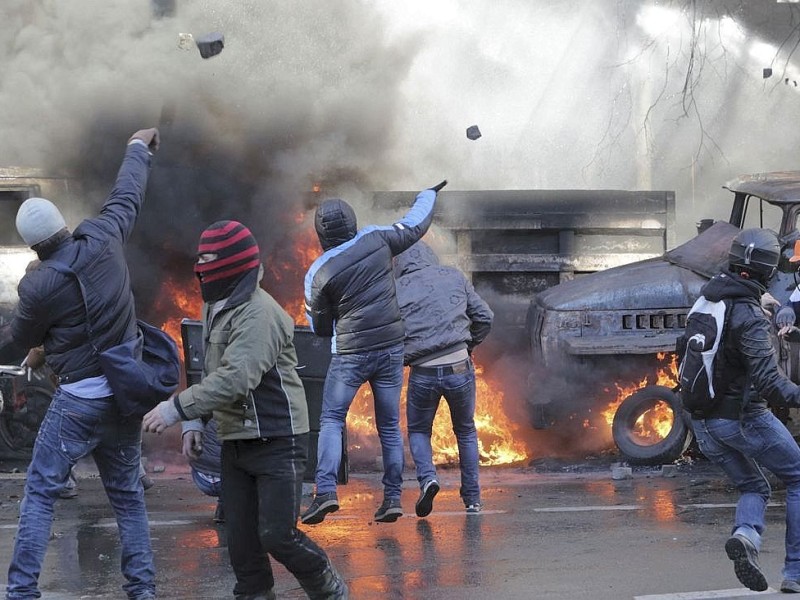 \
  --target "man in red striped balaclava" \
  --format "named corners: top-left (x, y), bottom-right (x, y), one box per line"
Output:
top-left (143, 219), bottom-right (347, 598)
top-left (194, 220), bottom-right (261, 302)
